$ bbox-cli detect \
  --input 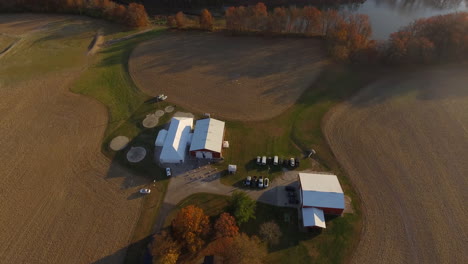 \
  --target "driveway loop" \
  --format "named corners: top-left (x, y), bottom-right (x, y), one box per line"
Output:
top-left (126, 147), bottom-right (146, 163)
top-left (155, 110), bottom-right (165, 117)
top-left (165, 106), bottom-right (174, 113)
top-left (109, 136), bottom-right (129, 151)
top-left (142, 114), bottom-right (159, 128)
